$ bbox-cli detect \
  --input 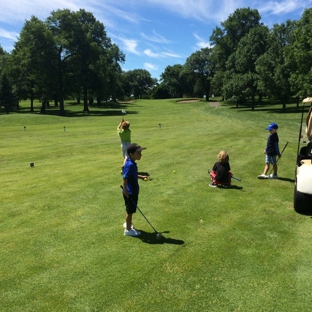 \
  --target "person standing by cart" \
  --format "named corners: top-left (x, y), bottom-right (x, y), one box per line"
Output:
top-left (258, 122), bottom-right (281, 179)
